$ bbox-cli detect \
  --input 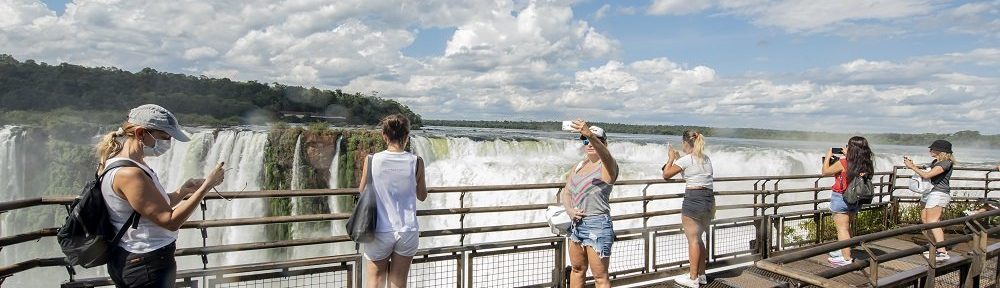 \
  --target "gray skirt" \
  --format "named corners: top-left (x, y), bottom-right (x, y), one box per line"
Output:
top-left (681, 188), bottom-right (716, 223)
